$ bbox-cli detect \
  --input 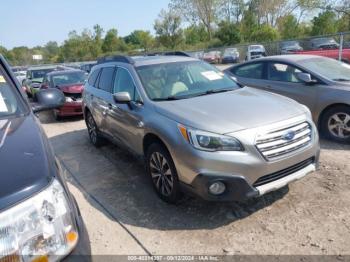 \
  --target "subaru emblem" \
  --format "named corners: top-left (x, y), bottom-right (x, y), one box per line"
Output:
top-left (282, 131), bottom-right (296, 141)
